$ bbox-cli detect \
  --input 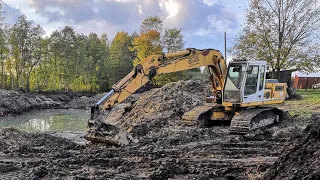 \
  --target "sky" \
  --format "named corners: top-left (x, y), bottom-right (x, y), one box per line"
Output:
top-left (1, 0), bottom-right (249, 59)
